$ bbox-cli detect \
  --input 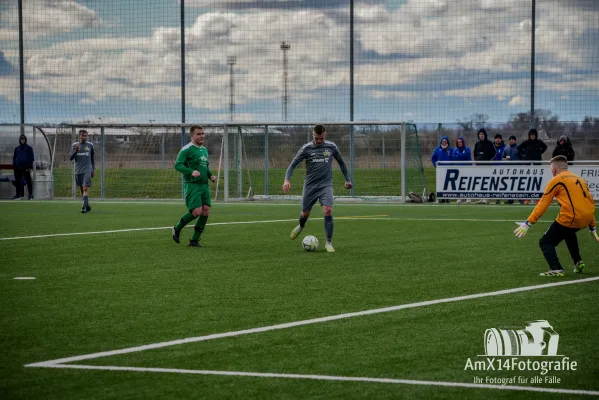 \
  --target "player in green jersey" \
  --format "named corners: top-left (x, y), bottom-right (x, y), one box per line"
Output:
top-left (172, 125), bottom-right (217, 247)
